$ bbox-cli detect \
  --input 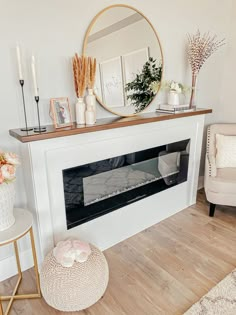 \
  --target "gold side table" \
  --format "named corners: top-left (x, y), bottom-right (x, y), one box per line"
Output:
top-left (0, 208), bottom-right (41, 315)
